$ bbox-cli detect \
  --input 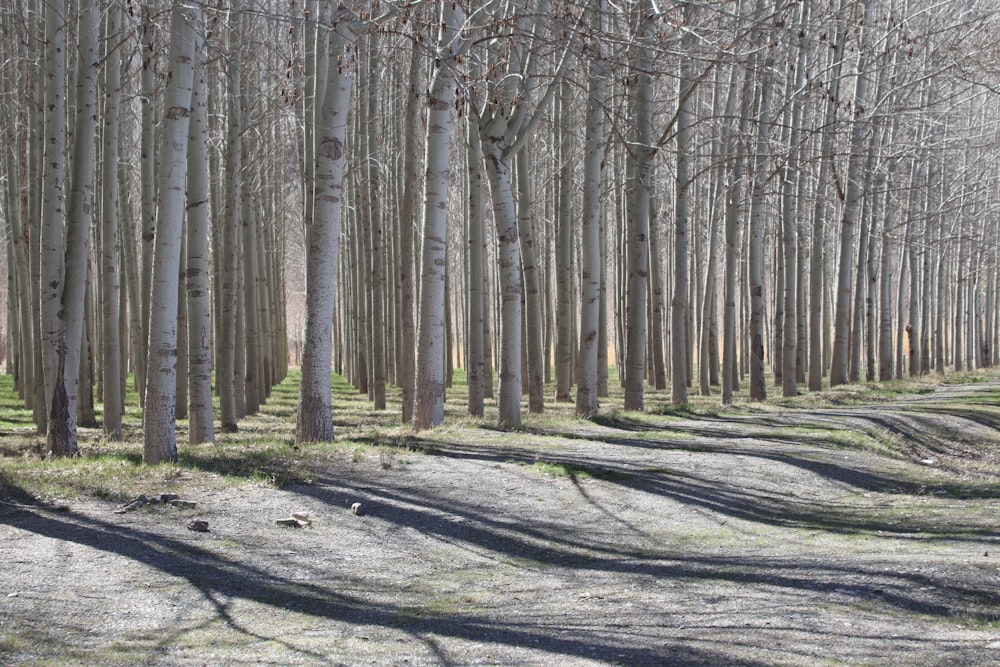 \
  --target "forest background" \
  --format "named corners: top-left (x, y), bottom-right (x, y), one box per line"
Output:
top-left (2, 0), bottom-right (1000, 460)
